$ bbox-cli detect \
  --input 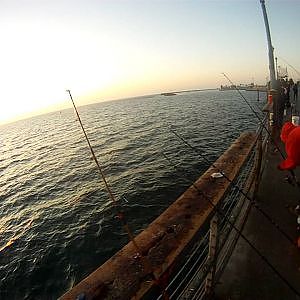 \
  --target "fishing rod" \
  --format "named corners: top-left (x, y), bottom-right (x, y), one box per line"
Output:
top-left (66, 90), bottom-right (169, 299)
top-left (170, 129), bottom-right (298, 250)
top-left (162, 151), bottom-right (300, 298)
top-left (222, 73), bottom-right (300, 189)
